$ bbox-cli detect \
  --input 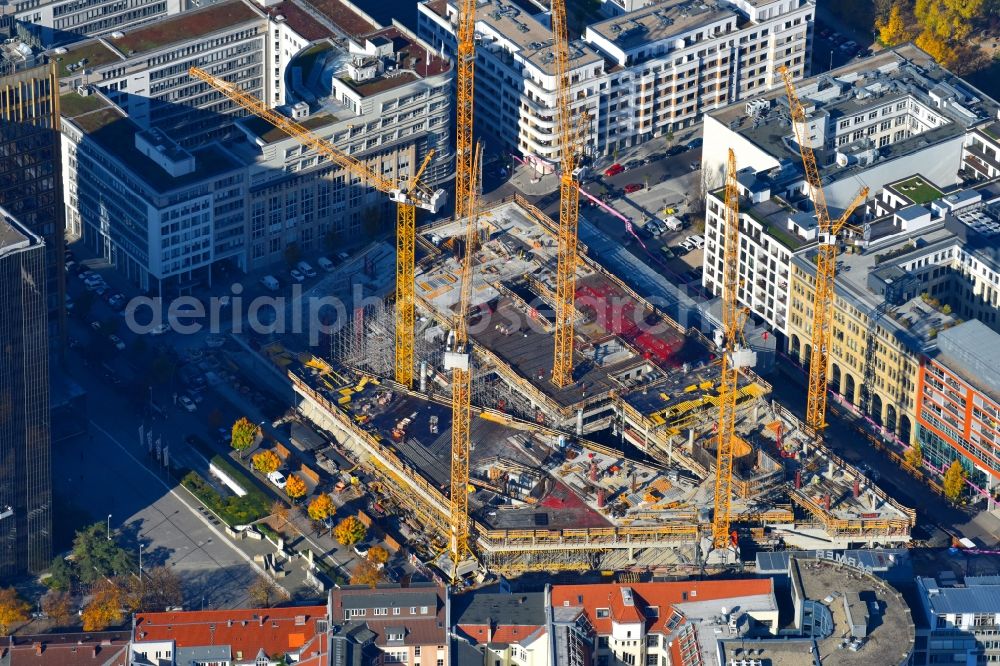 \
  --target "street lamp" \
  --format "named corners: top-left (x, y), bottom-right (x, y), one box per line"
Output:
top-left (107, 514), bottom-right (112, 541)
